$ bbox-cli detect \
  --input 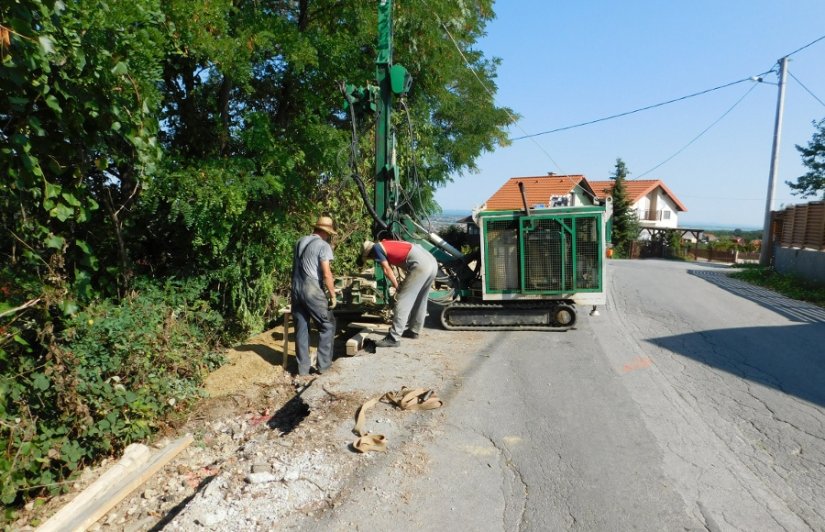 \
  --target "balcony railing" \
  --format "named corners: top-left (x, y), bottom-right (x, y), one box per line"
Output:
top-left (637, 209), bottom-right (663, 221)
